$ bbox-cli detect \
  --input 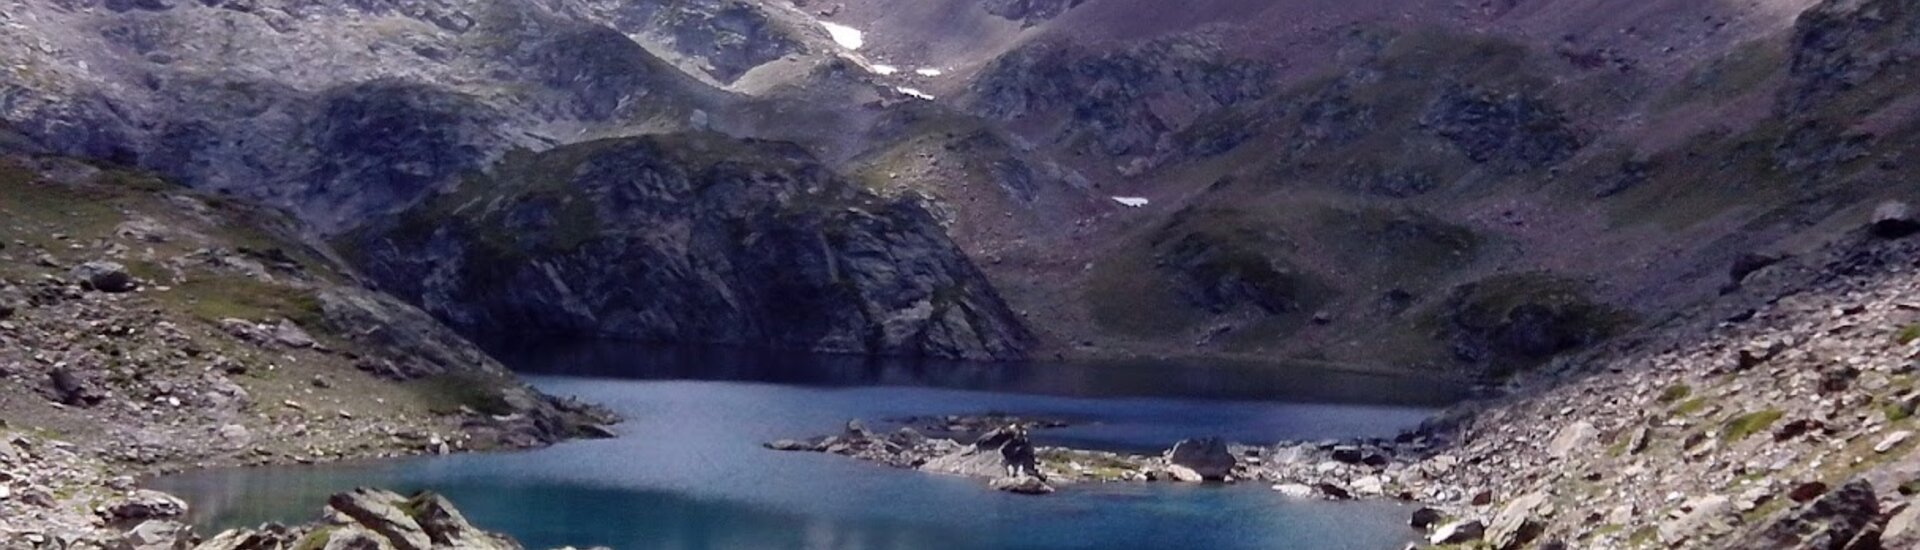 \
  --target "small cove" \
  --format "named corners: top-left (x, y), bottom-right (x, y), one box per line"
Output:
top-left (151, 343), bottom-right (1473, 550)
